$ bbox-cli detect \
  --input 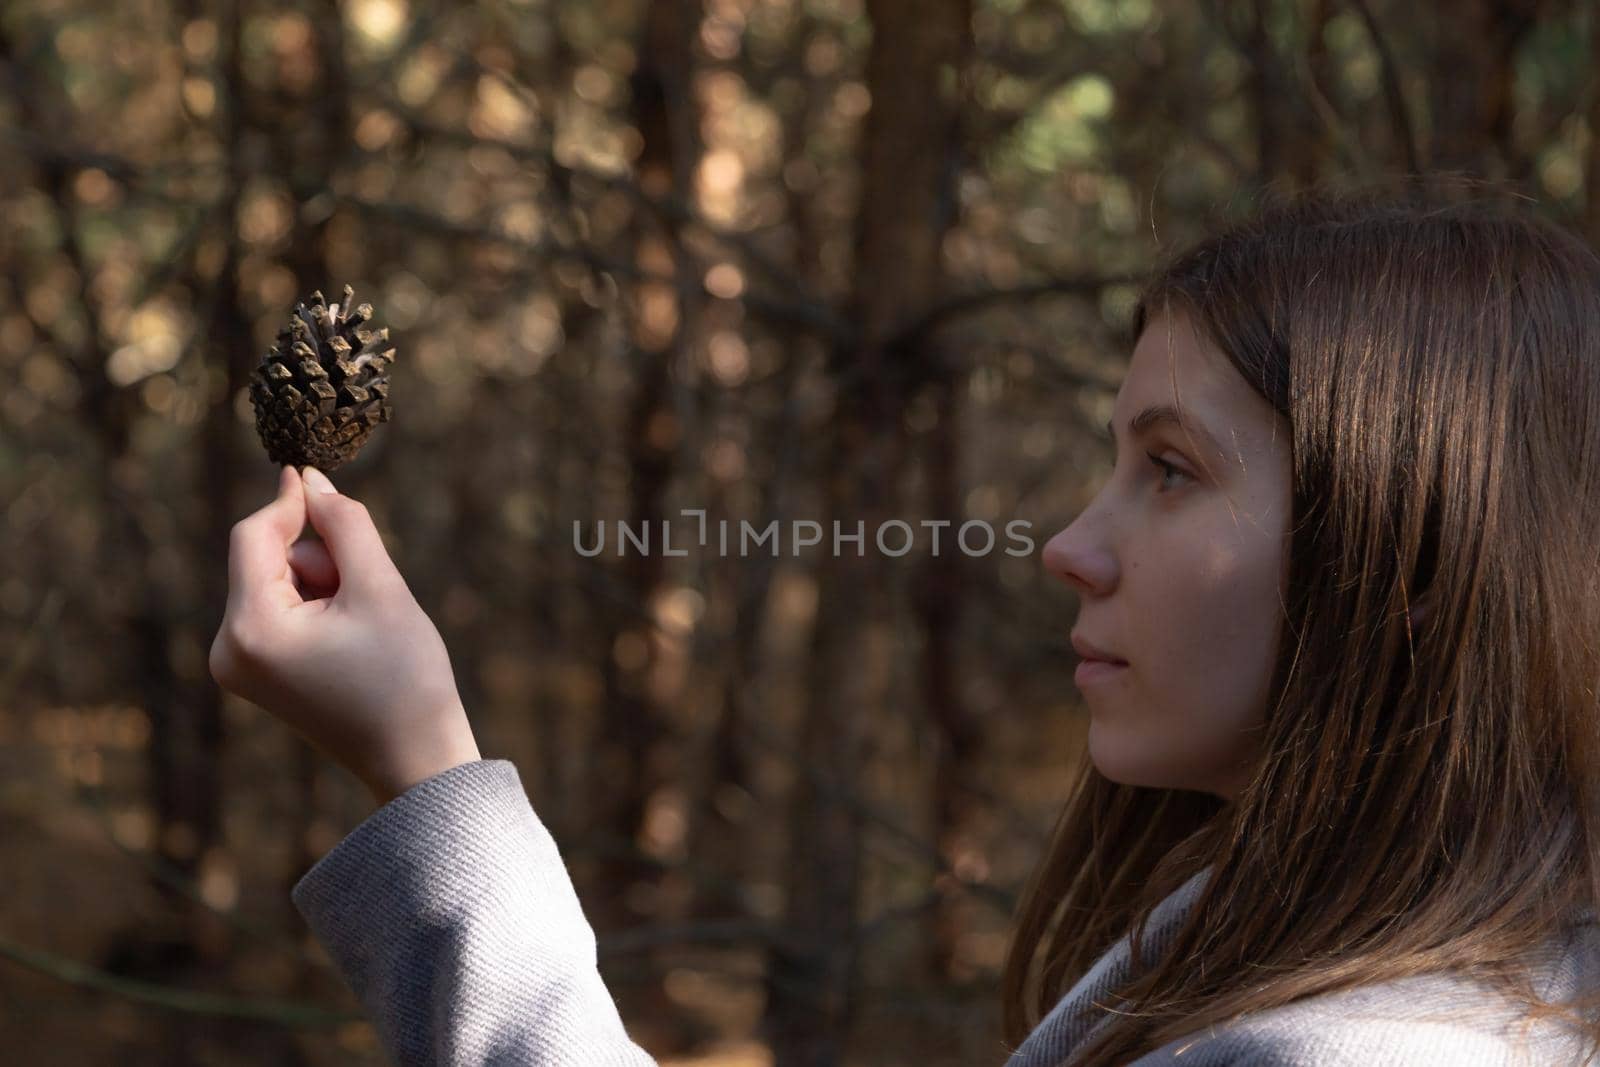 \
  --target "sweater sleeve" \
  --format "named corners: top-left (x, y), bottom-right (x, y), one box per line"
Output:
top-left (290, 758), bottom-right (659, 1067)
